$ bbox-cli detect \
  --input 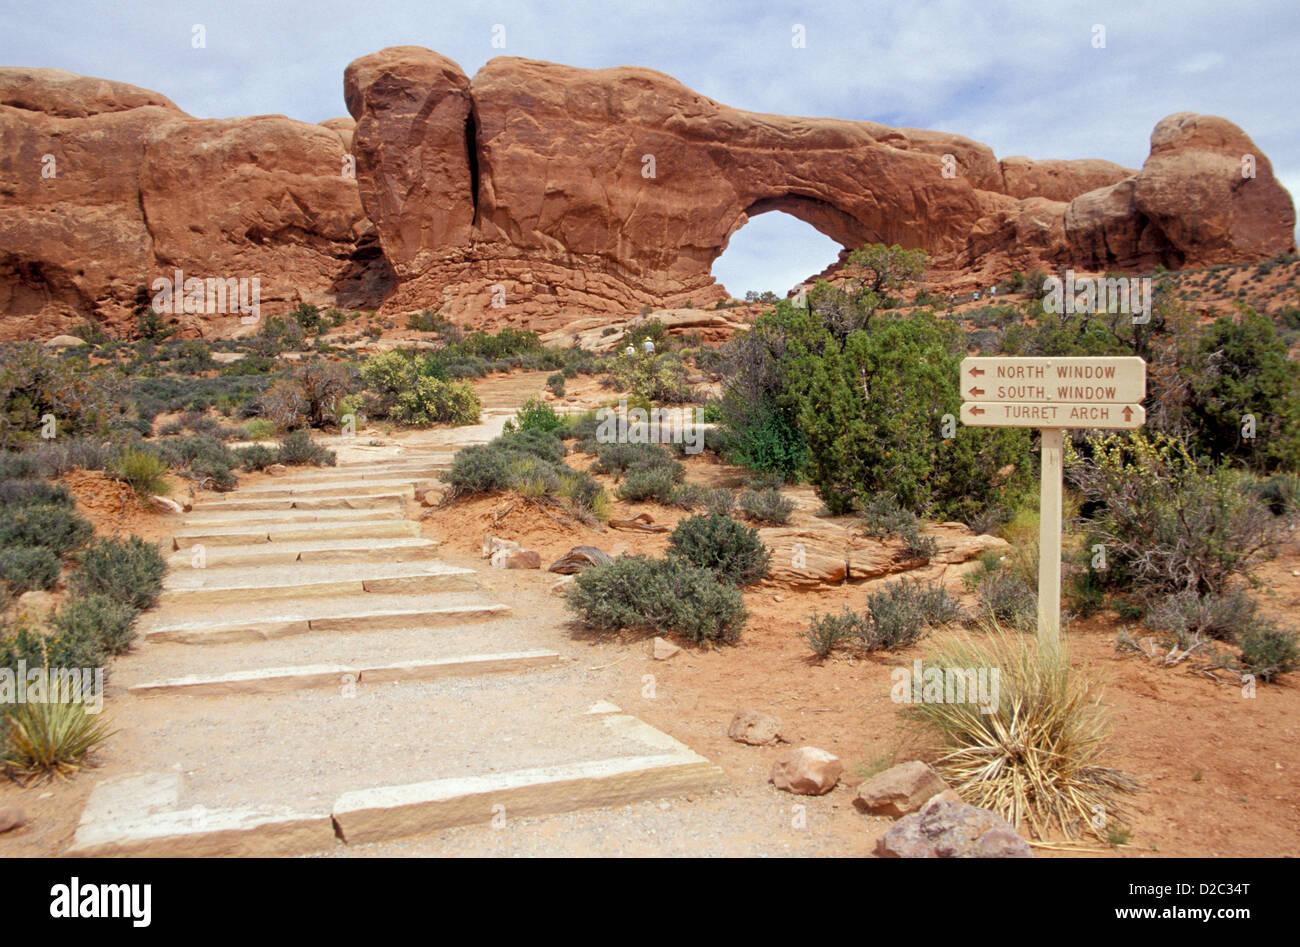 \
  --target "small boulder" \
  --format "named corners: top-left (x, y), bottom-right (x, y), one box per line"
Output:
top-left (727, 709), bottom-right (783, 746)
top-left (875, 797), bottom-right (1033, 858)
top-left (854, 761), bottom-right (949, 817)
top-left (770, 746), bottom-right (842, 795)
top-left (148, 495), bottom-right (184, 515)
top-left (265, 463), bottom-right (288, 475)
top-left (482, 534), bottom-right (520, 558)
top-left (547, 545), bottom-right (613, 574)
top-left (492, 547), bottom-right (541, 569)
top-left (45, 334), bottom-right (88, 348)
top-left (0, 807), bottom-right (28, 833)
top-left (549, 576), bottom-right (575, 597)
top-left (652, 637), bottom-right (681, 660)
